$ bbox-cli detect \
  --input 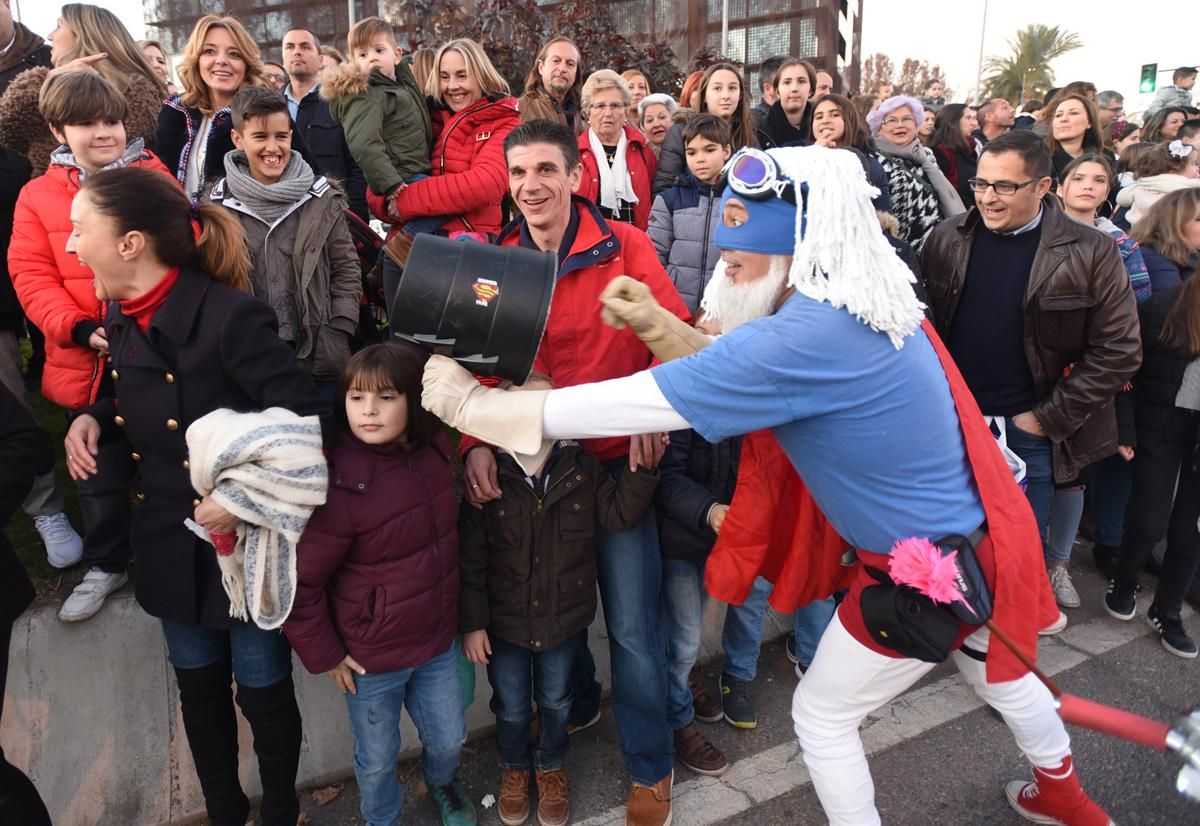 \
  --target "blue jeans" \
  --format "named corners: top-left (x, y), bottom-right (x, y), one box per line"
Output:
top-left (399, 173), bottom-right (449, 237)
top-left (721, 579), bottom-right (837, 676)
top-left (660, 557), bottom-right (705, 730)
top-left (569, 458), bottom-right (672, 785)
top-left (343, 644), bottom-right (465, 826)
top-left (722, 576), bottom-right (770, 680)
top-left (1004, 416), bottom-right (1054, 553)
top-left (1090, 453), bottom-right (1133, 547)
top-left (489, 635), bottom-right (577, 771)
top-left (161, 619), bottom-right (292, 688)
